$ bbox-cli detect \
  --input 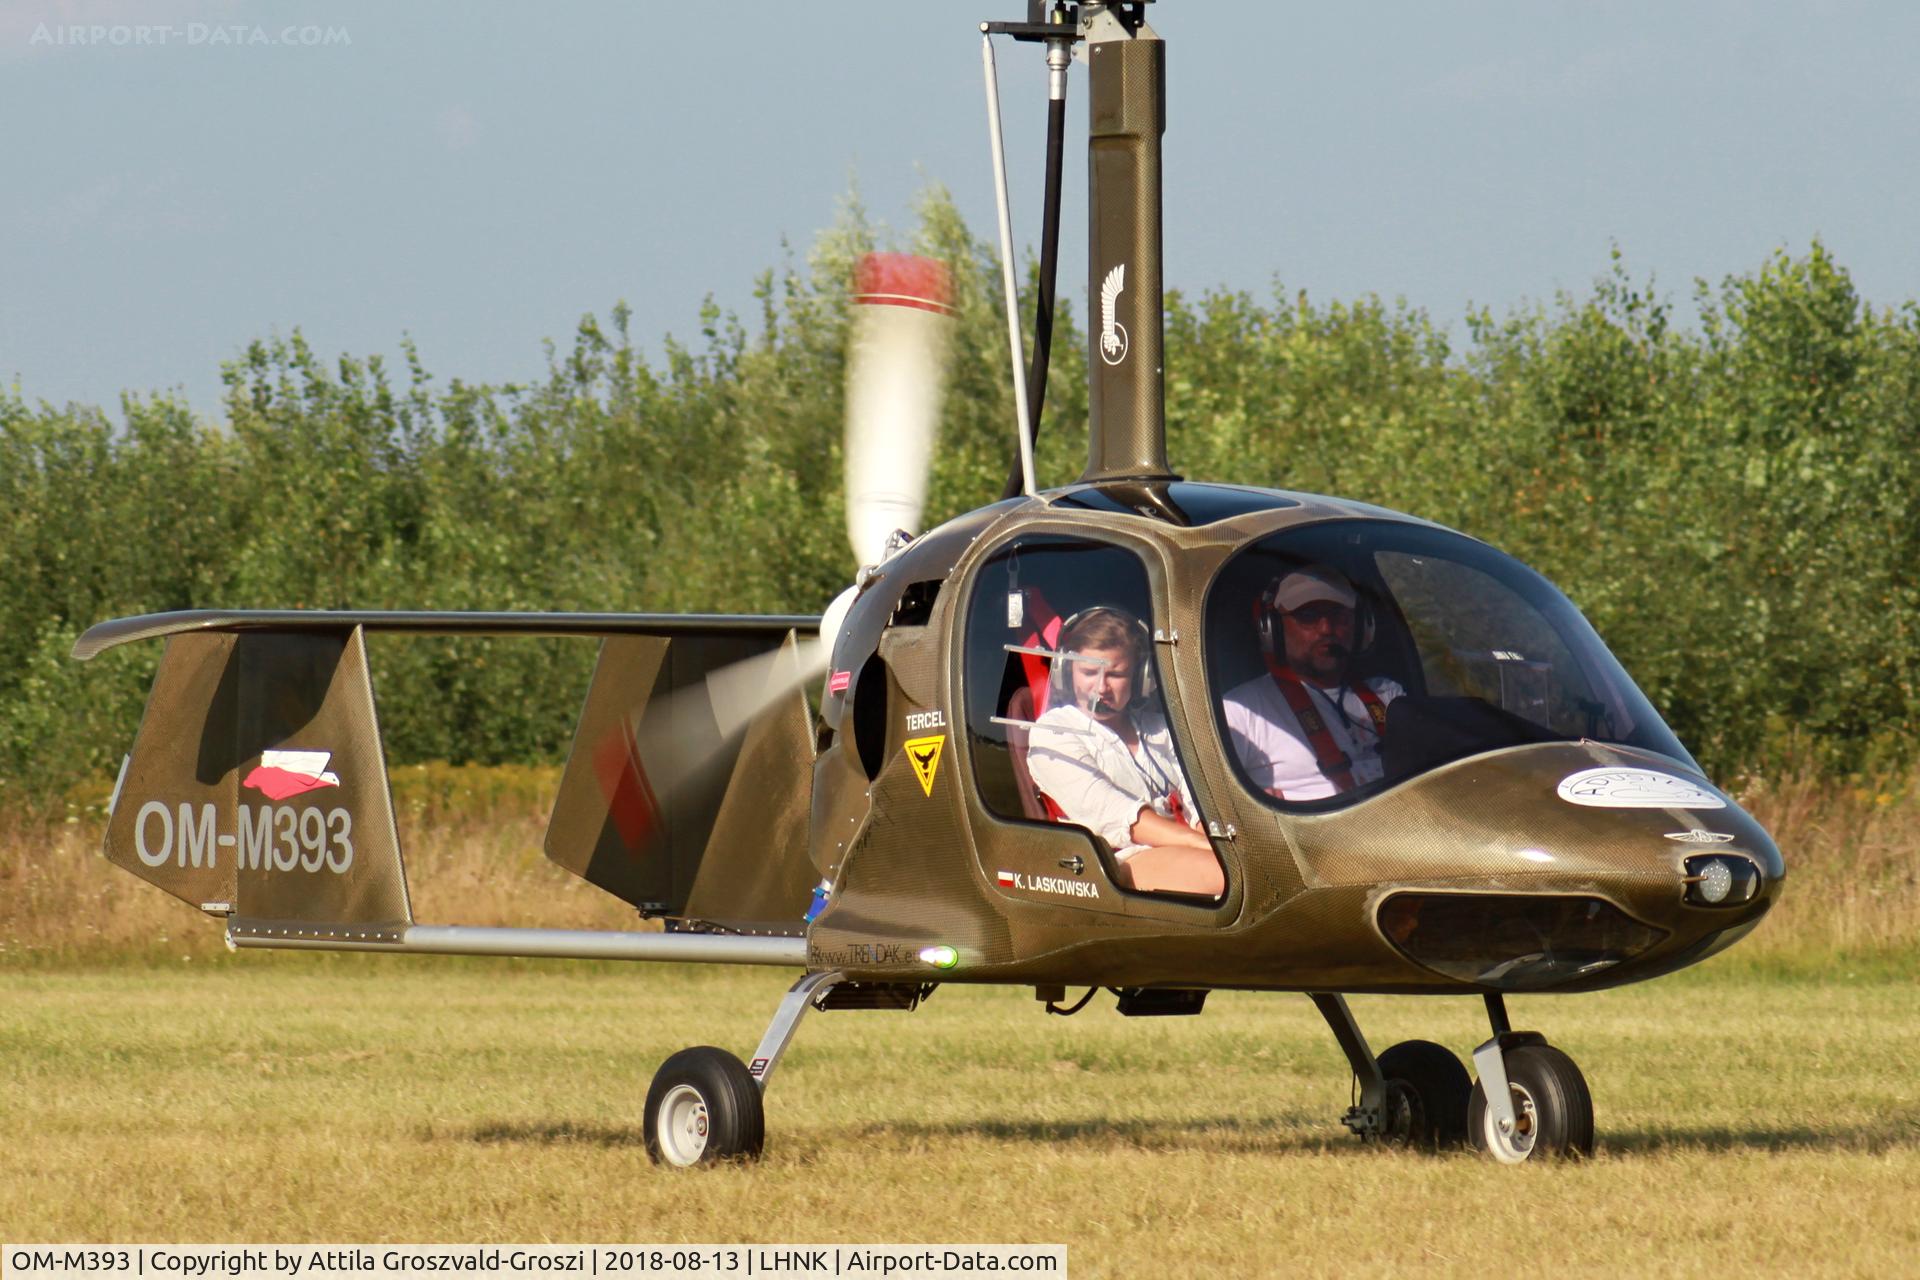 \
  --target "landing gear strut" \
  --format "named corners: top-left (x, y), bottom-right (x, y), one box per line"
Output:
top-left (1312, 992), bottom-right (1594, 1161)
top-left (1311, 994), bottom-right (1471, 1149)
